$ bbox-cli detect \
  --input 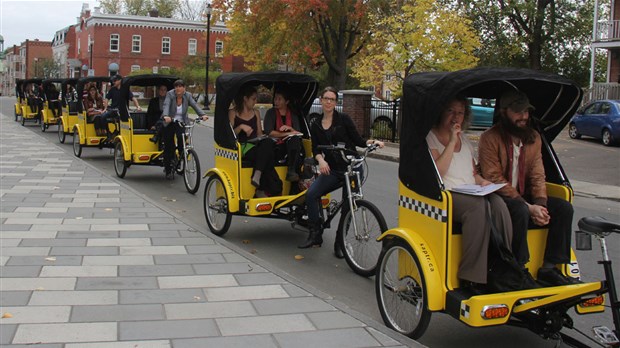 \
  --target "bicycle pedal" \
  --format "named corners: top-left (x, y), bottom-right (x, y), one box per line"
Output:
top-left (593, 326), bottom-right (619, 345)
